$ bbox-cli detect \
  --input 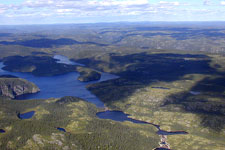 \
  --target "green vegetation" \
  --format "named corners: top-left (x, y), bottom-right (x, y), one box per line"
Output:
top-left (1, 56), bottom-right (101, 81)
top-left (84, 51), bottom-right (225, 150)
top-left (2, 56), bottom-right (76, 76)
top-left (76, 66), bottom-right (101, 82)
top-left (1, 23), bottom-right (225, 149)
top-left (0, 96), bottom-right (158, 150)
